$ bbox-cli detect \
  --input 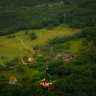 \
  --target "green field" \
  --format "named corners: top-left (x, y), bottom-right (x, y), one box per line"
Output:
top-left (69, 38), bottom-right (92, 54)
top-left (69, 39), bottom-right (84, 53)
top-left (0, 25), bottom-right (81, 61)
